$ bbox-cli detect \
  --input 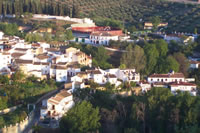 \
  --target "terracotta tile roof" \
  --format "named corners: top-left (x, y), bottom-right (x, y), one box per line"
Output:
top-left (48, 99), bottom-right (59, 105)
top-left (75, 51), bottom-right (84, 56)
top-left (2, 52), bottom-right (10, 55)
top-left (170, 82), bottom-right (196, 86)
top-left (32, 43), bottom-right (40, 47)
top-left (86, 69), bottom-right (102, 74)
top-left (91, 31), bottom-right (116, 36)
top-left (15, 59), bottom-right (32, 64)
top-left (66, 62), bottom-right (80, 68)
top-left (15, 48), bottom-right (28, 51)
top-left (190, 60), bottom-right (200, 64)
top-left (57, 90), bottom-right (72, 98)
top-left (149, 73), bottom-right (185, 78)
top-left (36, 55), bottom-right (49, 60)
top-left (92, 70), bottom-right (102, 74)
top-left (49, 90), bottom-right (72, 103)
top-left (57, 62), bottom-right (67, 65)
top-left (11, 53), bottom-right (25, 58)
top-left (56, 66), bottom-right (67, 70)
top-left (45, 48), bottom-right (59, 52)
top-left (51, 65), bottom-right (66, 70)
top-left (33, 62), bottom-right (50, 66)
top-left (106, 74), bottom-right (117, 78)
top-left (42, 62), bottom-right (50, 65)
